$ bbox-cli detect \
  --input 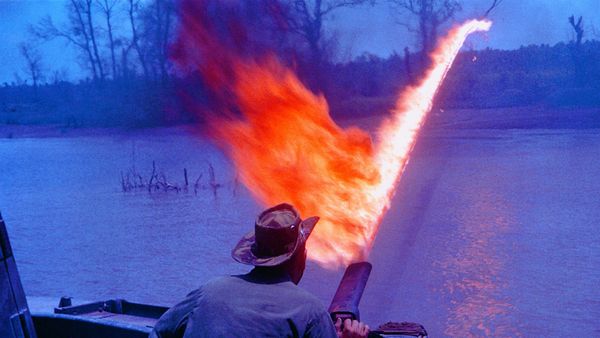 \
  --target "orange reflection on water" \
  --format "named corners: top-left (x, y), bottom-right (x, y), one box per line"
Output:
top-left (437, 186), bottom-right (521, 337)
